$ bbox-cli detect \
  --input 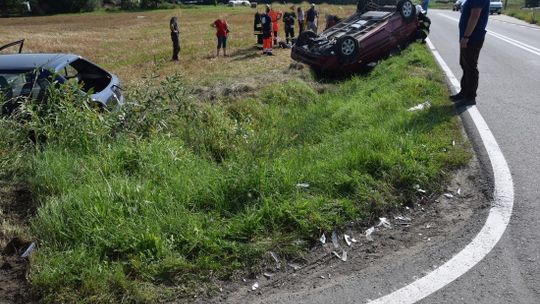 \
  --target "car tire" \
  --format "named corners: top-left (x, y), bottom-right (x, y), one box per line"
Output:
top-left (335, 35), bottom-right (359, 63)
top-left (397, 0), bottom-right (416, 23)
top-left (297, 30), bottom-right (317, 46)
